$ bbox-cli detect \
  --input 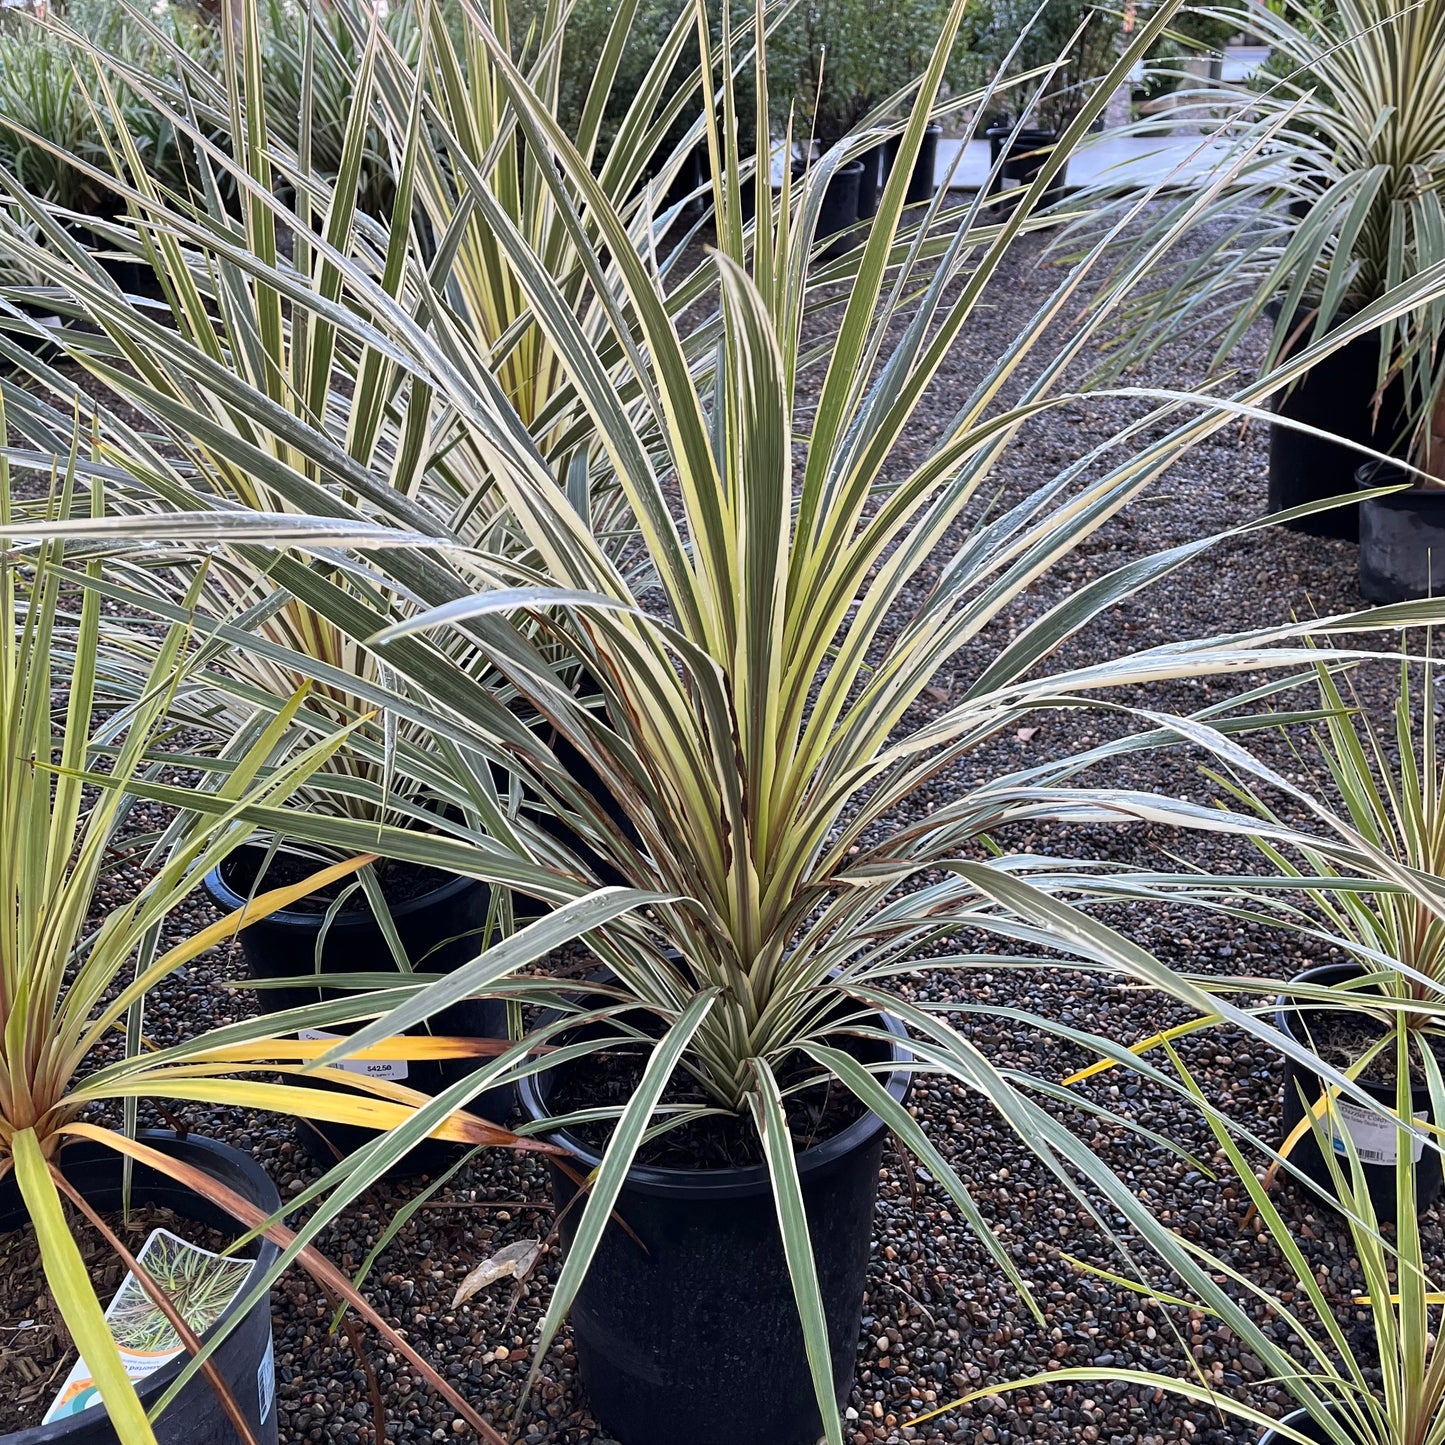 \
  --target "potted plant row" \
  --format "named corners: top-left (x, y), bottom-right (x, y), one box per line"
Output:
top-left (977, 0), bottom-right (1120, 204)
top-left (1061, 0), bottom-right (1445, 561)
top-left (768, 0), bottom-right (968, 239)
